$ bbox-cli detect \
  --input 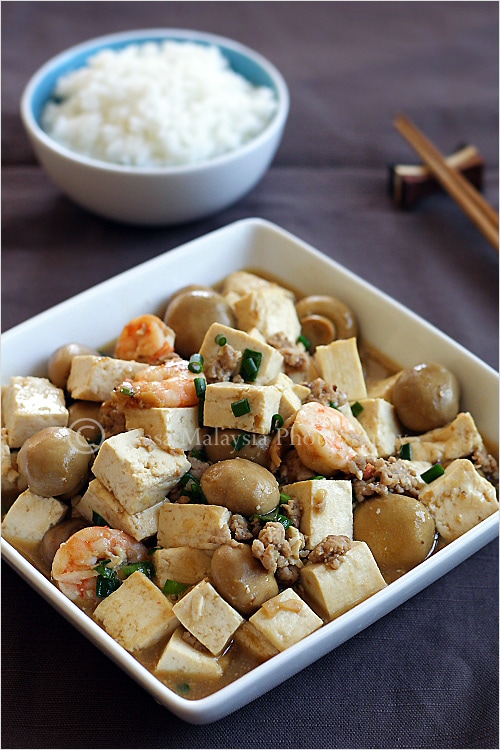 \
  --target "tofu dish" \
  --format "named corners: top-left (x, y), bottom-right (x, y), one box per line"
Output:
top-left (2, 270), bottom-right (498, 699)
